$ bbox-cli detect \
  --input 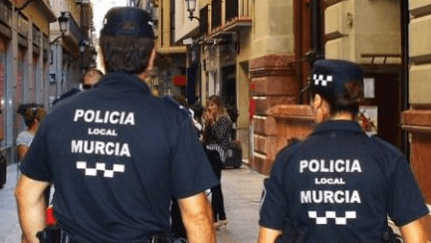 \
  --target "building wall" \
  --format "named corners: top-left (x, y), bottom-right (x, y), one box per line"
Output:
top-left (402, 0), bottom-right (431, 204)
top-left (174, 0), bottom-right (199, 42)
top-left (325, 0), bottom-right (401, 63)
top-left (21, 4), bottom-right (50, 34)
top-left (48, 1), bottom-right (83, 108)
top-left (0, 0), bottom-right (55, 164)
top-left (251, 0), bottom-right (294, 59)
top-left (248, 0), bottom-right (299, 173)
